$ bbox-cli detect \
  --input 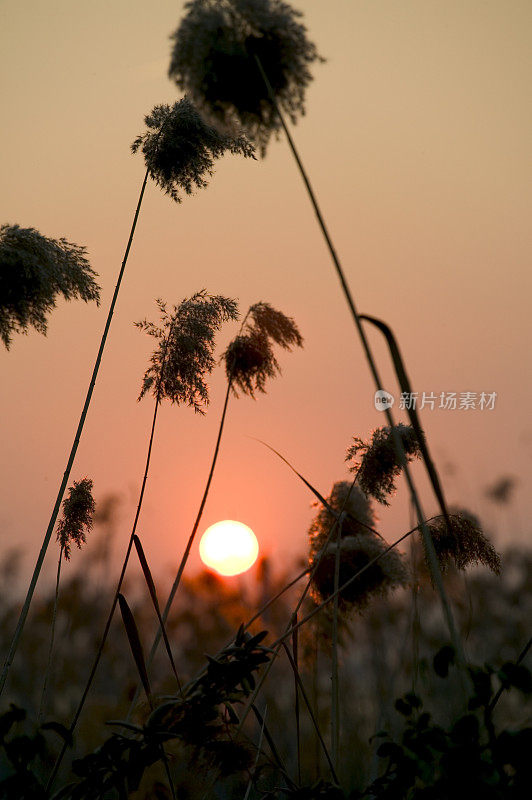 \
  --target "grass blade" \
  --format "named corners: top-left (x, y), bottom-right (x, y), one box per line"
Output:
top-left (133, 535), bottom-right (181, 693)
top-left (359, 314), bottom-right (467, 673)
top-left (255, 438), bottom-right (384, 539)
top-left (117, 593), bottom-right (152, 709)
